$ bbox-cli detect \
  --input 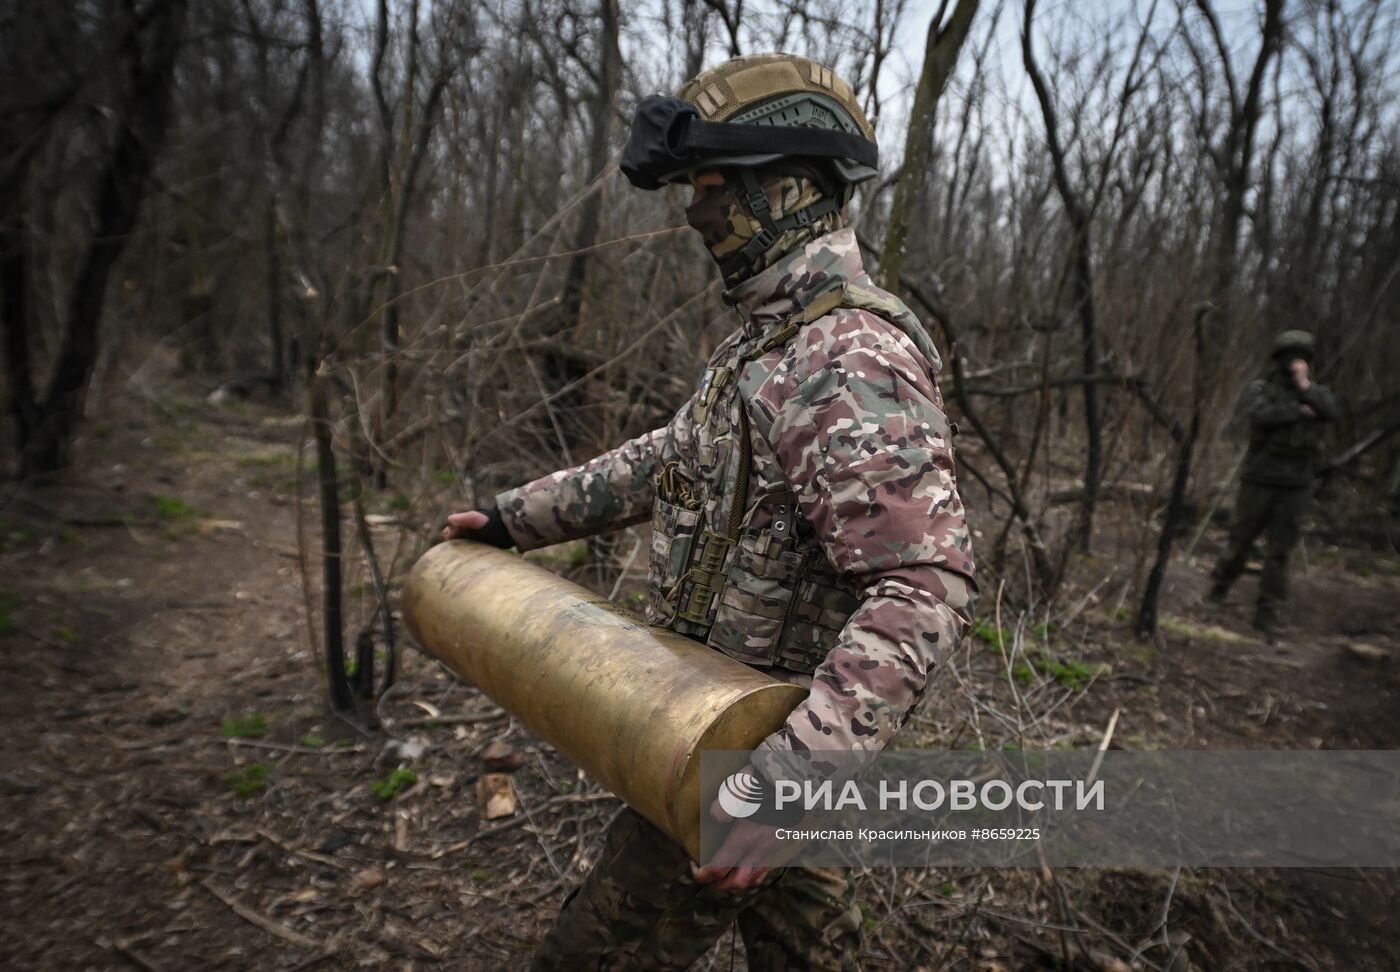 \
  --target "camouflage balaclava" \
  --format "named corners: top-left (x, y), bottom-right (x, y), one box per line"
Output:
top-left (685, 168), bottom-right (846, 289)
